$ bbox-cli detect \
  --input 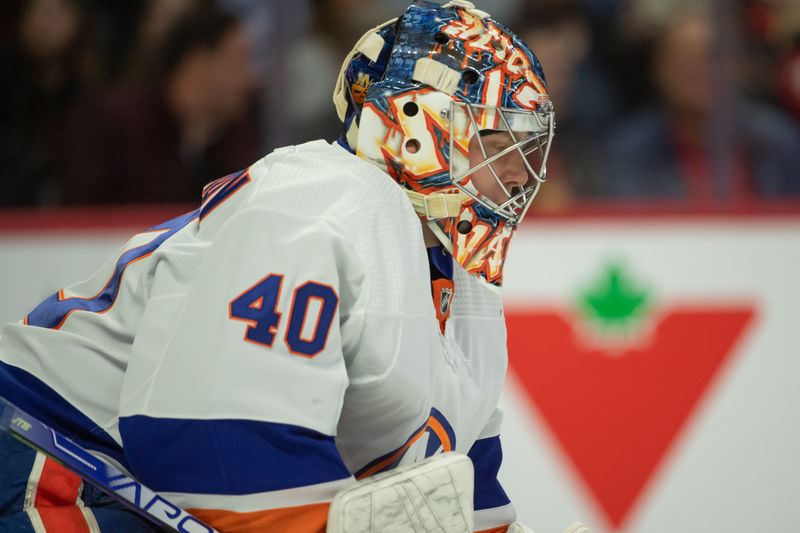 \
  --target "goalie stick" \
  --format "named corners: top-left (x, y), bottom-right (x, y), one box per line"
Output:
top-left (0, 396), bottom-right (218, 533)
